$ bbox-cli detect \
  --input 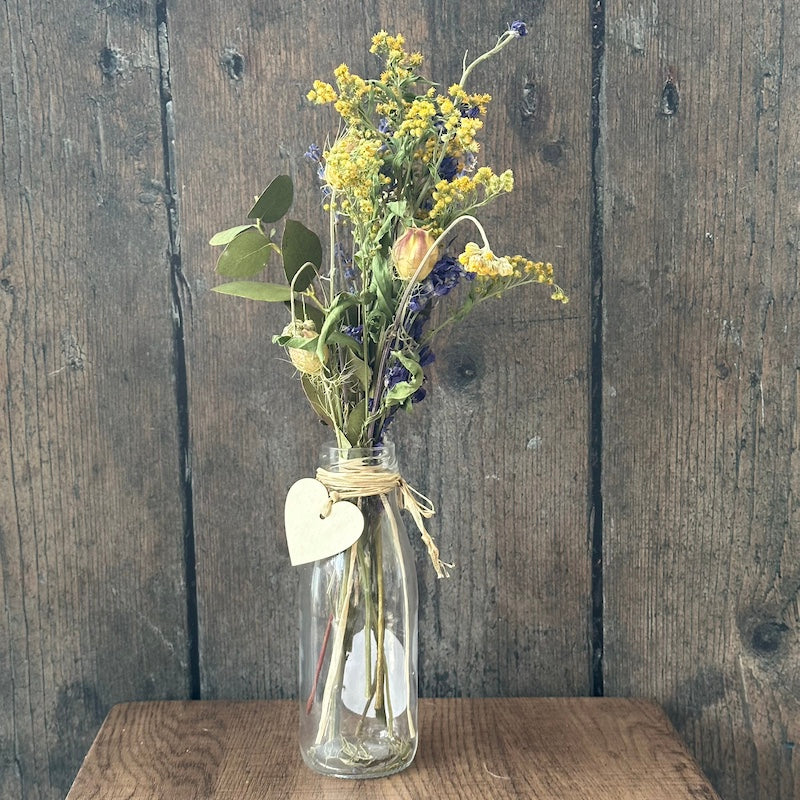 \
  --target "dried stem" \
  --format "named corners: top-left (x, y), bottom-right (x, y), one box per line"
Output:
top-left (305, 613), bottom-right (333, 715)
top-left (314, 543), bottom-right (359, 745)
